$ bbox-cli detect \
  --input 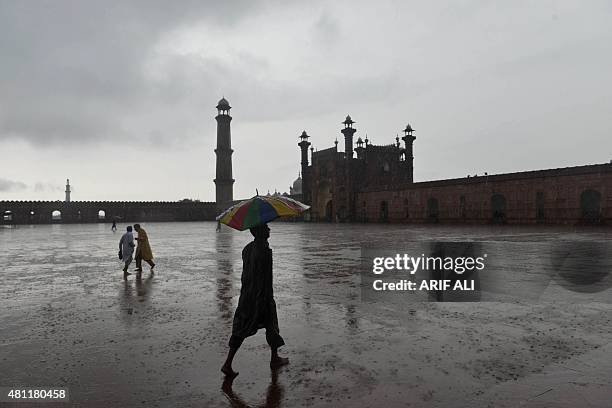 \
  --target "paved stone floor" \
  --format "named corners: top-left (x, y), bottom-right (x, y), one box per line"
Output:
top-left (1, 222), bottom-right (611, 407)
